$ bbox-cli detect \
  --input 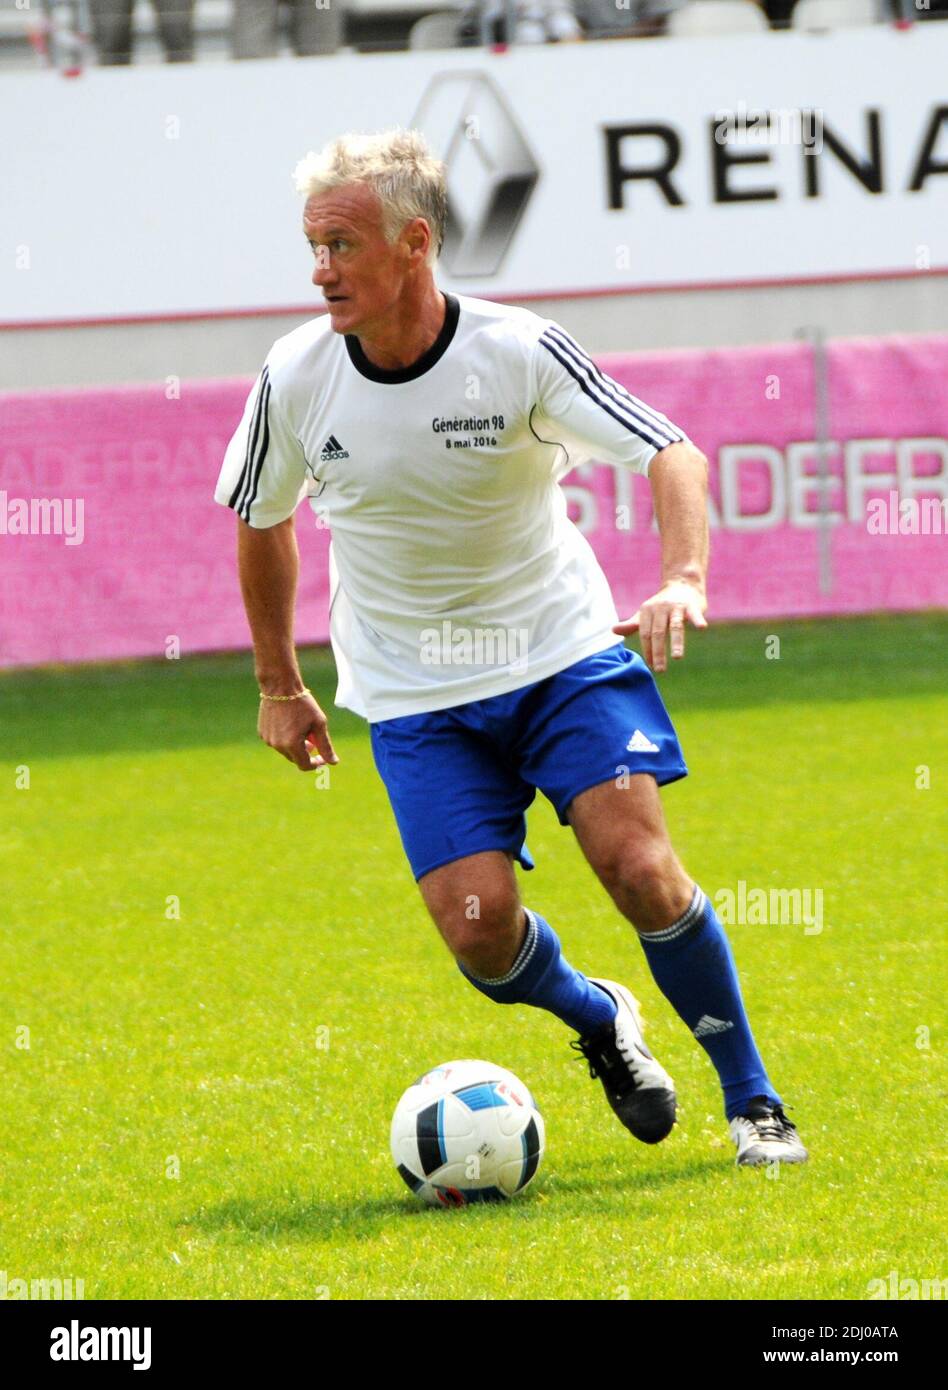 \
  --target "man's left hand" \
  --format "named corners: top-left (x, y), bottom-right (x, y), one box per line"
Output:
top-left (613, 580), bottom-right (708, 673)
